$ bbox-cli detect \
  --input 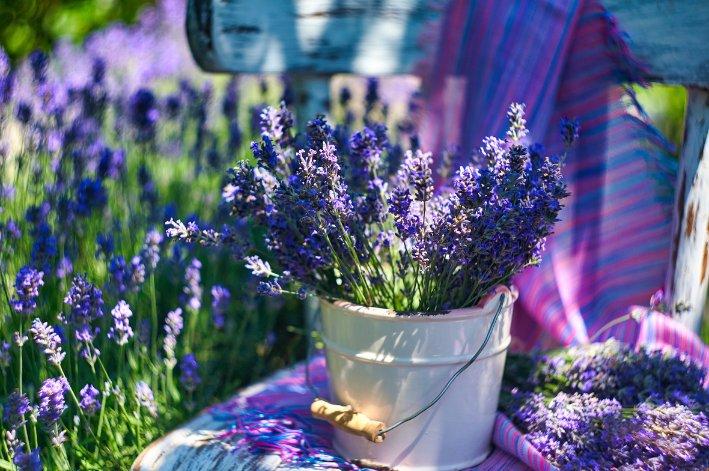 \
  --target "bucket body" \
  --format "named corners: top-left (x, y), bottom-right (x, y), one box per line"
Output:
top-left (319, 286), bottom-right (516, 471)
